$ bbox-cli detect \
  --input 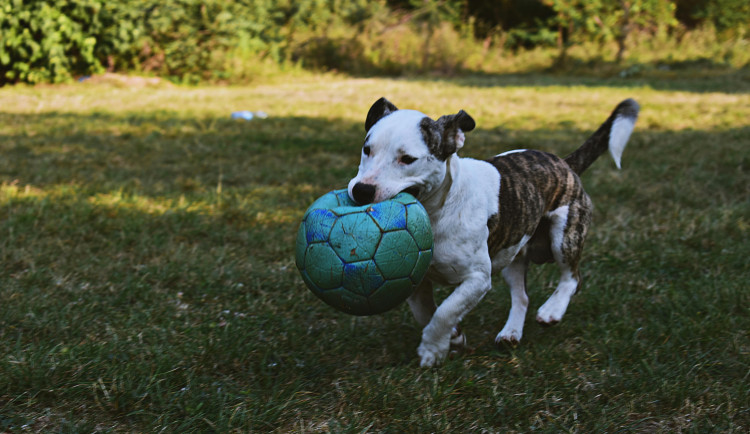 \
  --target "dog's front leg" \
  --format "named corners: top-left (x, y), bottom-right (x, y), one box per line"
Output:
top-left (417, 269), bottom-right (491, 367)
top-left (408, 279), bottom-right (467, 352)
